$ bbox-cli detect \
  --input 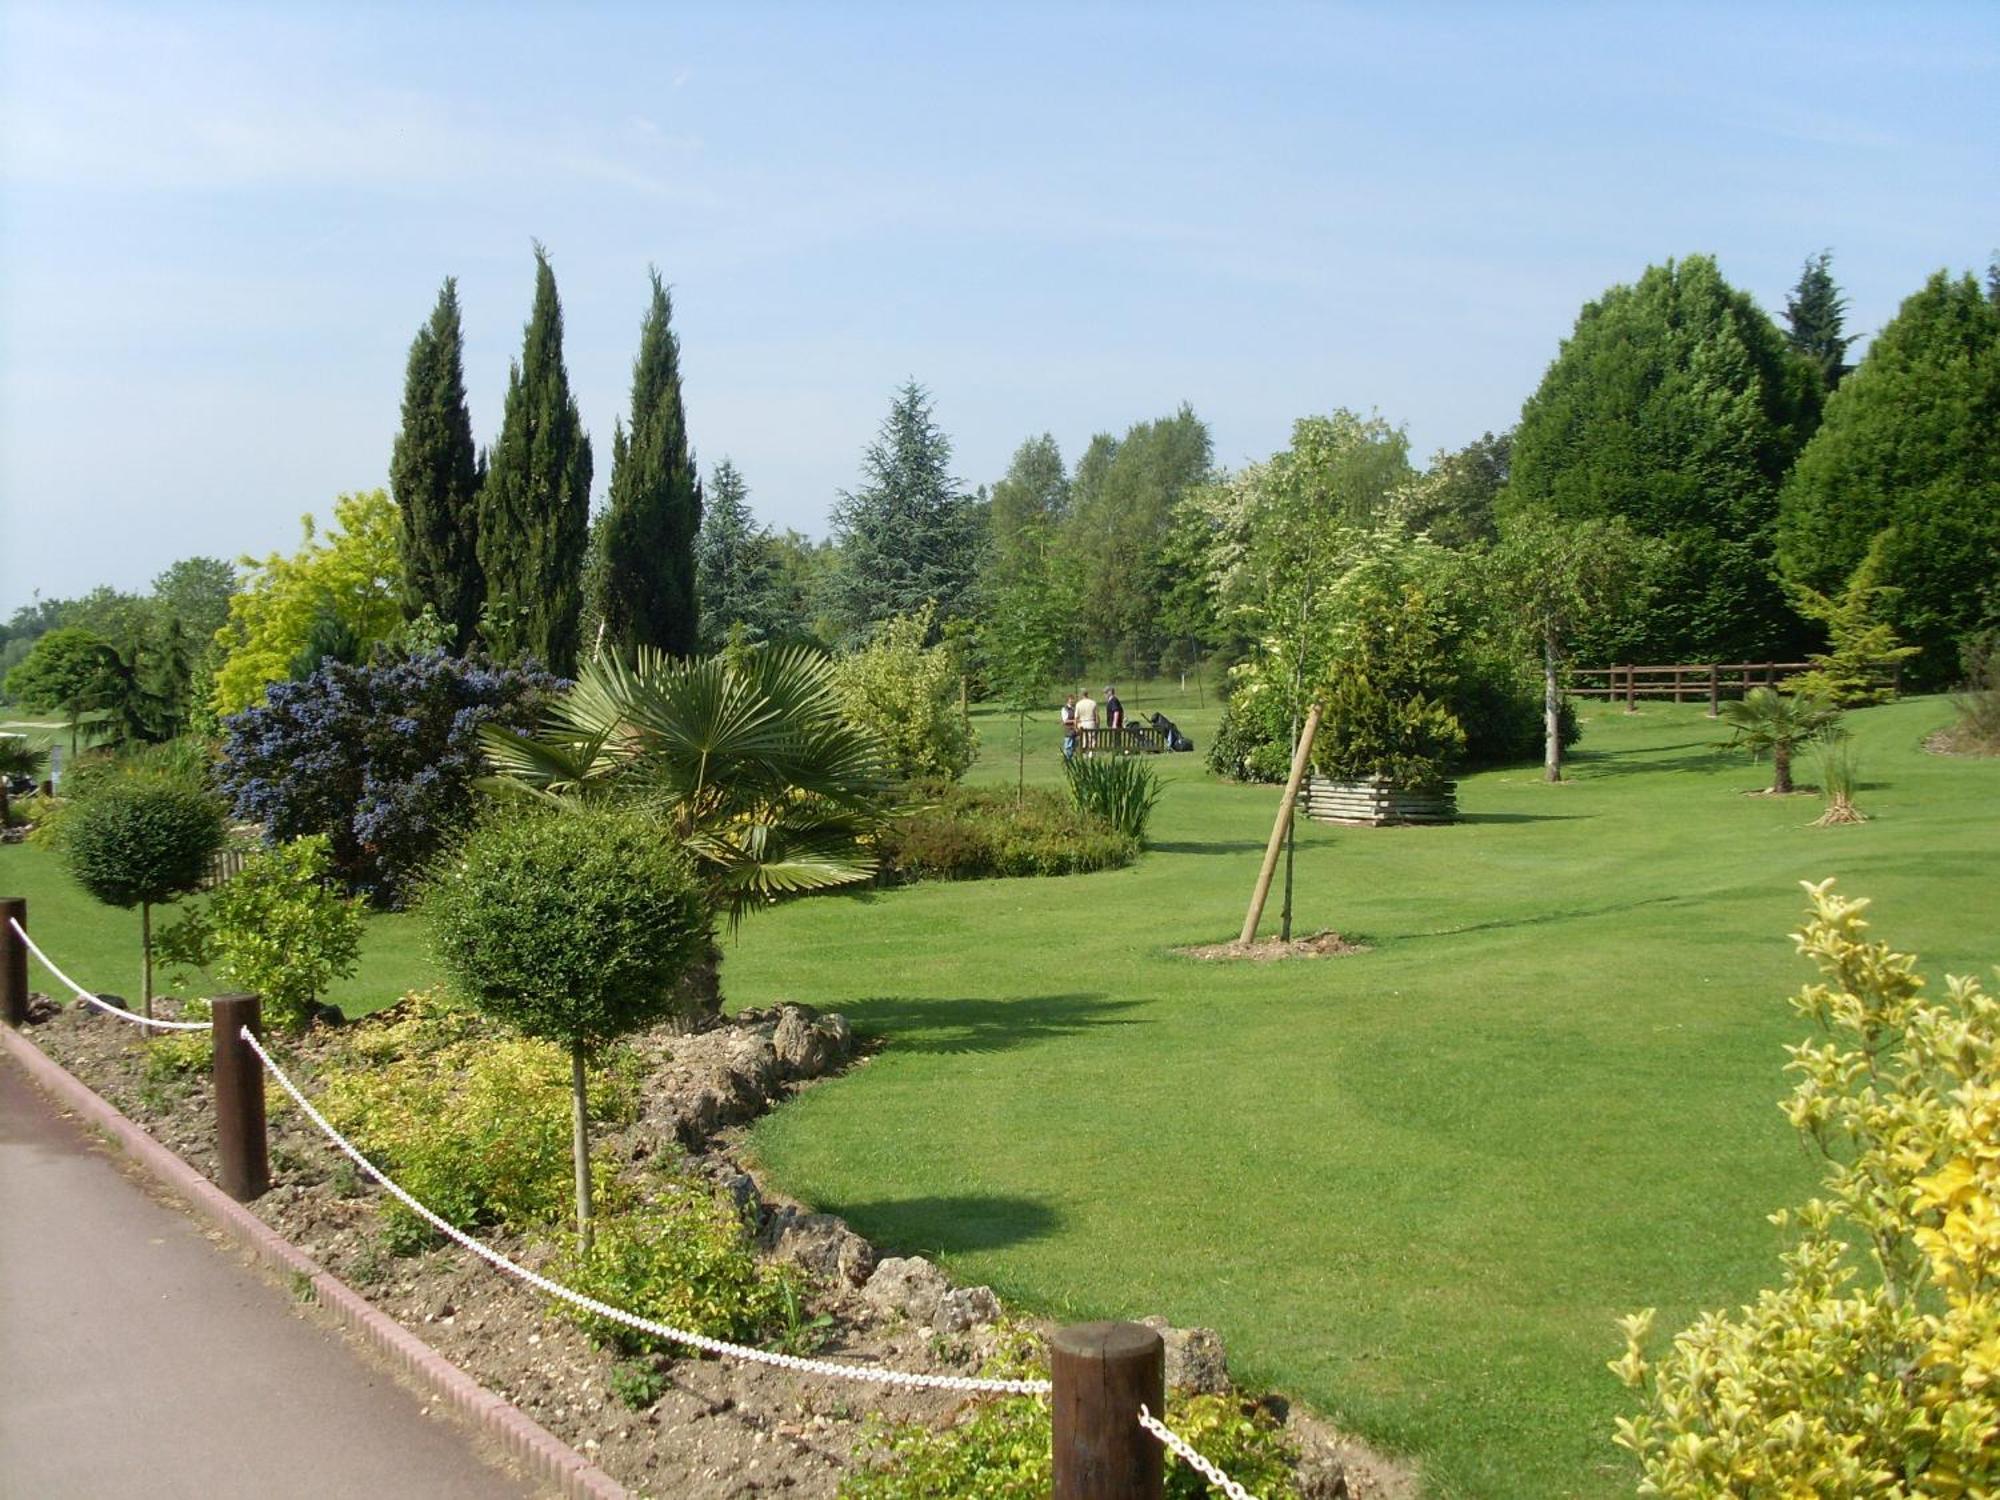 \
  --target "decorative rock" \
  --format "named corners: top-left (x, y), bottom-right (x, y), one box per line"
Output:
top-left (762, 1208), bottom-right (875, 1287)
top-left (714, 1169), bottom-right (759, 1219)
top-left (80, 992), bottom-right (131, 1015)
top-left (1140, 1316), bottom-right (1231, 1395)
top-left (1296, 1451), bottom-right (1351, 1500)
top-left (772, 1005), bottom-right (846, 1078)
top-left (862, 1256), bottom-right (951, 1325)
top-left (932, 1286), bottom-right (1001, 1334)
